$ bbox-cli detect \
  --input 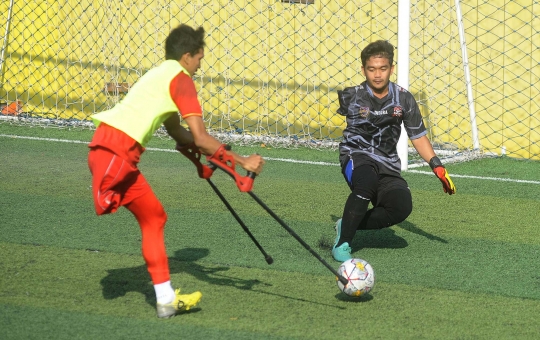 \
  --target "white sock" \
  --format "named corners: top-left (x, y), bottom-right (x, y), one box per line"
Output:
top-left (154, 281), bottom-right (175, 304)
